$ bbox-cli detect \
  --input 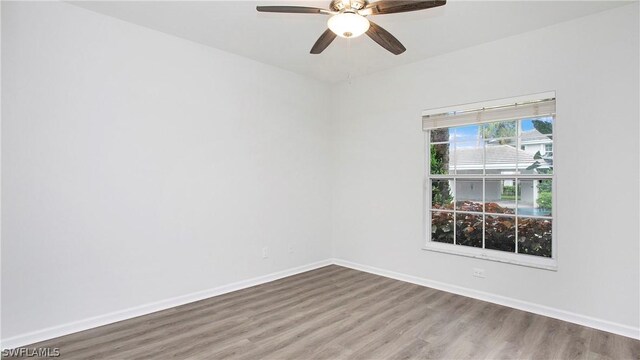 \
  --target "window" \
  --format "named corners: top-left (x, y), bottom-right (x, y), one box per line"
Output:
top-left (545, 143), bottom-right (553, 156)
top-left (423, 93), bottom-right (556, 270)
